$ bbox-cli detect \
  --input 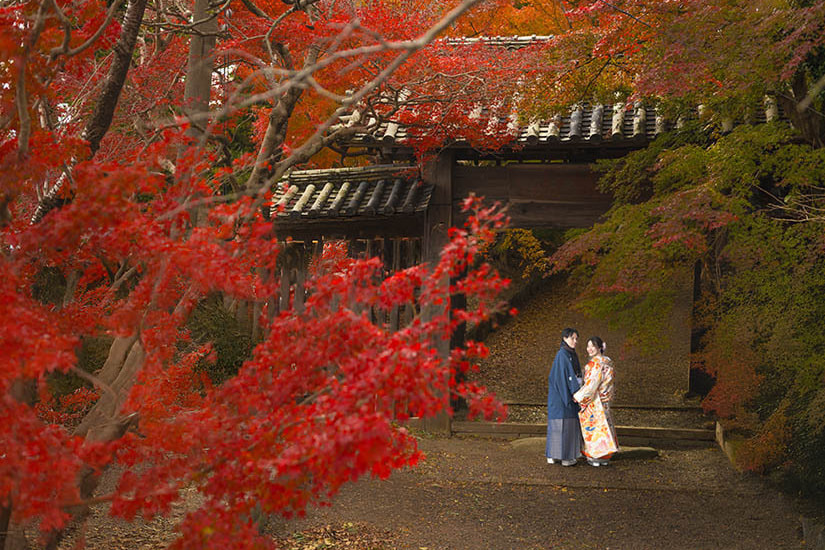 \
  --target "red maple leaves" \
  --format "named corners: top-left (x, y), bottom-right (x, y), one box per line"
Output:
top-left (1, 124), bottom-right (508, 547)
